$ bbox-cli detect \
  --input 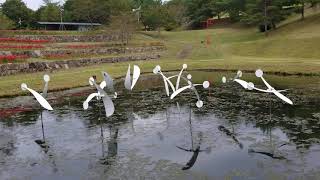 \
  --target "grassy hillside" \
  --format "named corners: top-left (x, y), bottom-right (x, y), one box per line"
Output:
top-left (137, 9), bottom-right (320, 71)
top-left (229, 13), bottom-right (320, 59)
top-left (0, 9), bottom-right (319, 97)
